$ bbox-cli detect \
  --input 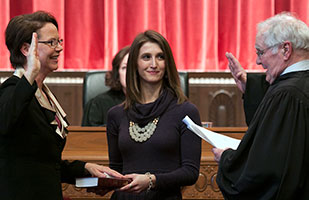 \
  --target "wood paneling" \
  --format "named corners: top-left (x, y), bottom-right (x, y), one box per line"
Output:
top-left (188, 72), bottom-right (246, 127)
top-left (190, 84), bottom-right (246, 127)
top-left (0, 71), bottom-right (247, 126)
top-left (48, 84), bottom-right (83, 126)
